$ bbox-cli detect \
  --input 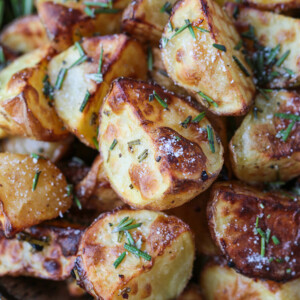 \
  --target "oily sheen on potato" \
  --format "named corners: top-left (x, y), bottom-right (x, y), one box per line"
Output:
top-left (0, 153), bottom-right (72, 237)
top-left (99, 78), bottom-right (224, 210)
top-left (75, 209), bottom-right (195, 299)
top-left (161, 0), bottom-right (255, 116)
